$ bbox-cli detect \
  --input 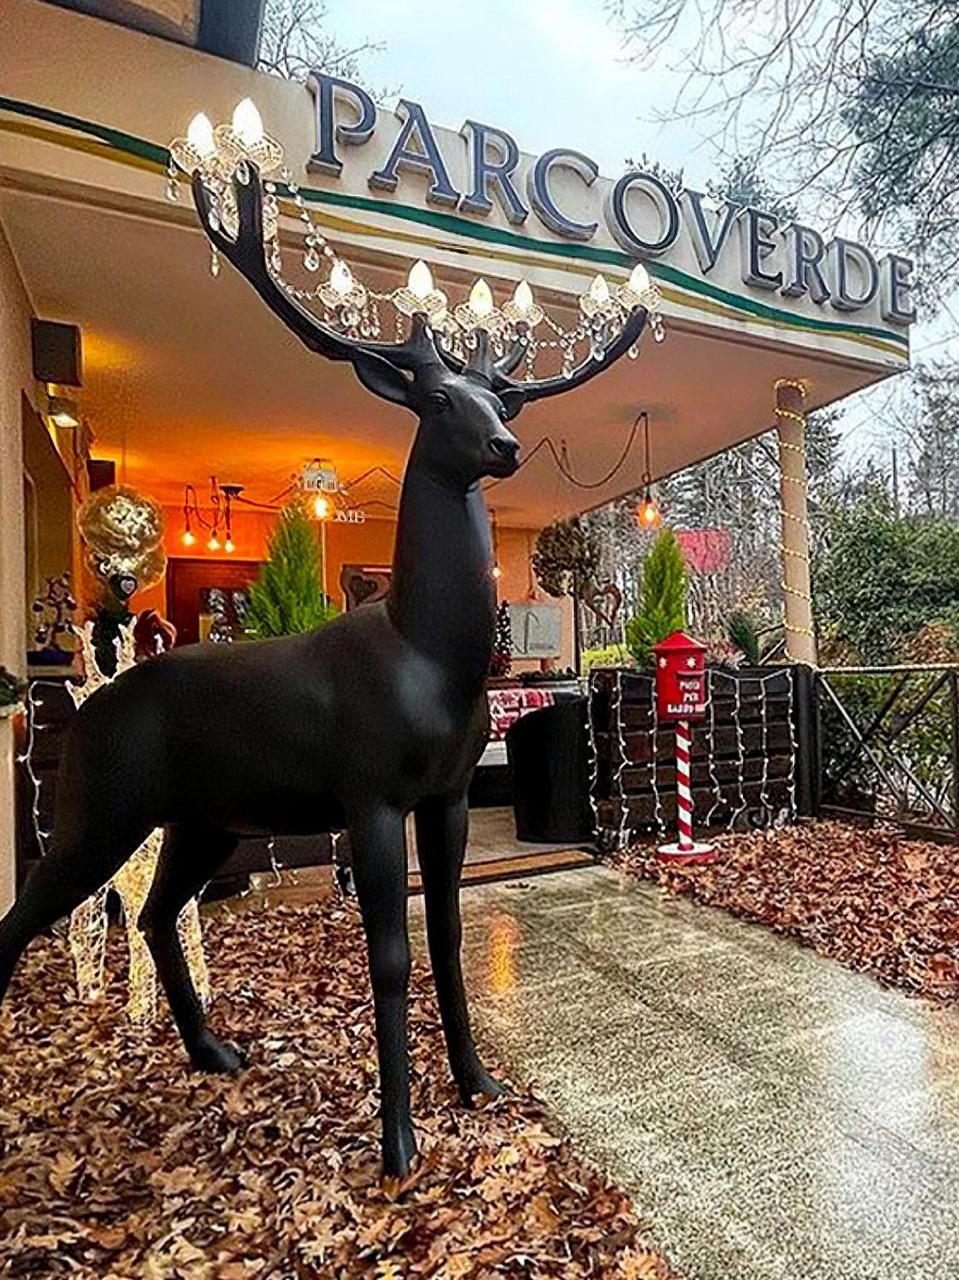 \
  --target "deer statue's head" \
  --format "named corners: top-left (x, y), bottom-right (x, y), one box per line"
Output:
top-left (192, 170), bottom-right (648, 492)
top-left (336, 317), bottom-right (524, 489)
